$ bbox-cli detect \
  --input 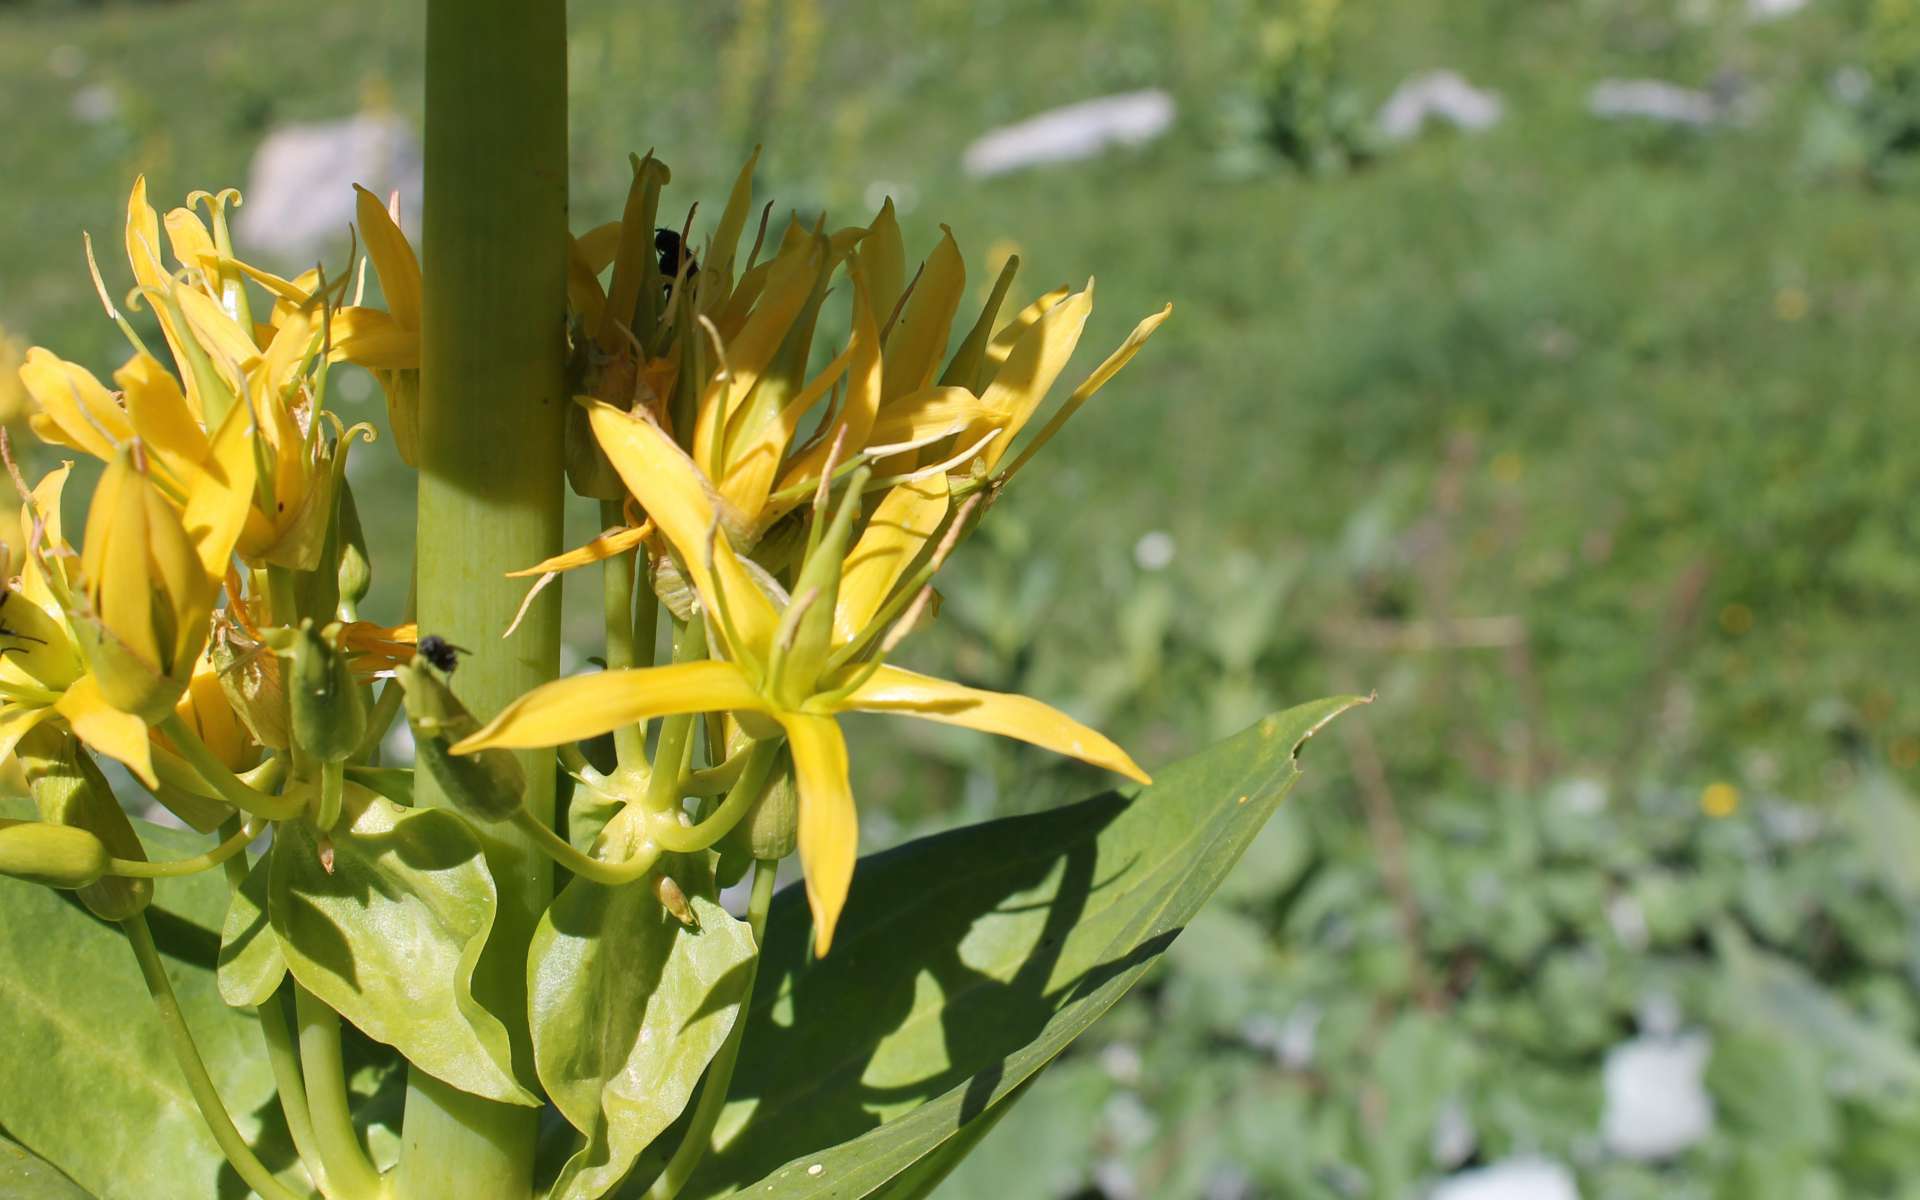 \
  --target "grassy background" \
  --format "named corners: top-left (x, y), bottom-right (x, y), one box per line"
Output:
top-left (5, 0), bottom-right (1920, 1194)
